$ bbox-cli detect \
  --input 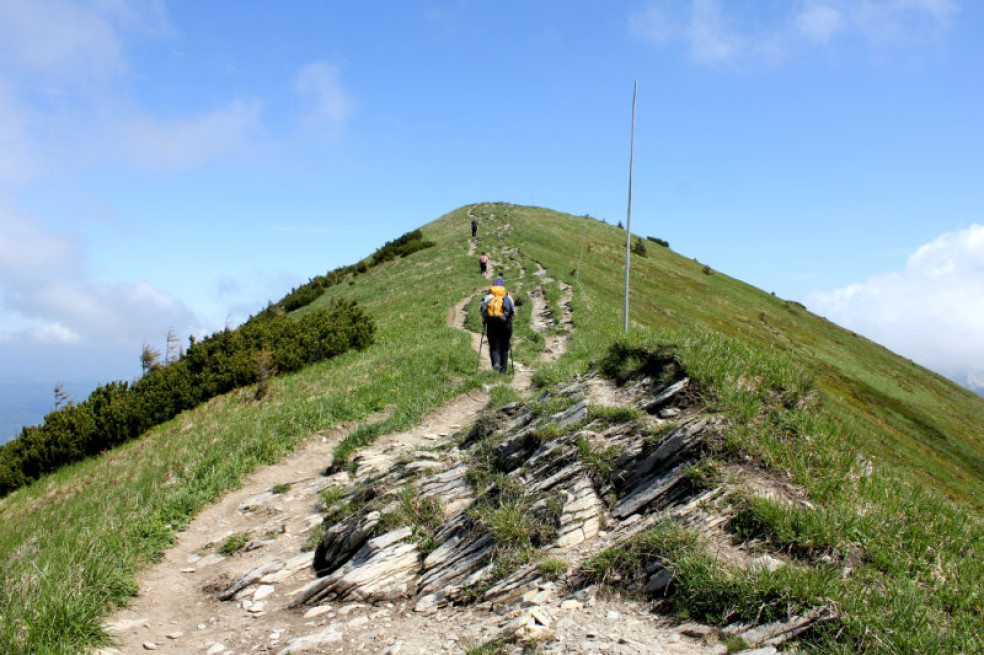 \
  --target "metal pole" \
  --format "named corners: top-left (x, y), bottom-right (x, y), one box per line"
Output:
top-left (575, 220), bottom-right (587, 285)
top-left (623, 80), bottom-right (637, 334)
